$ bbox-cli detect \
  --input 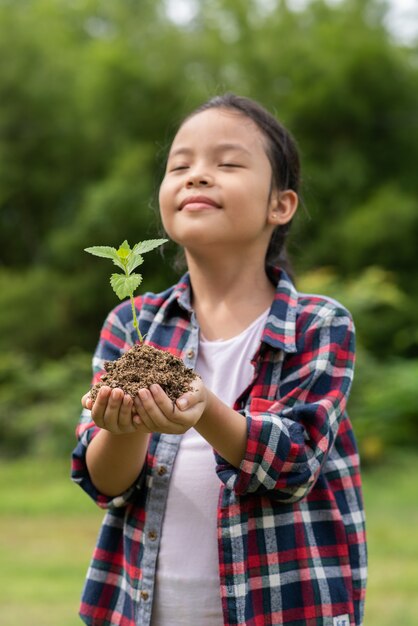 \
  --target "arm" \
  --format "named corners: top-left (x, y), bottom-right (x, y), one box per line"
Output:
top-left (84, 387), bottom-right (150, 497)
top-left (131, 380), bottom-right (247, 468)
top-left (194, 390), bottom-right (247, 467)
top-left (71, 302), bottom-right (149, 506)
top-left (216, 306), bottom-right (356, 502)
